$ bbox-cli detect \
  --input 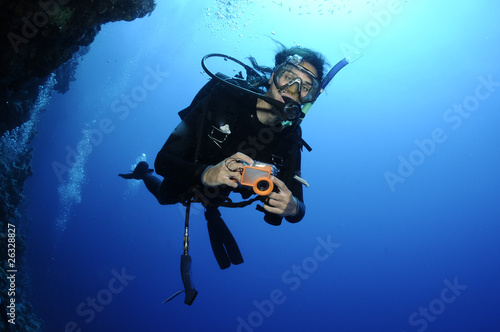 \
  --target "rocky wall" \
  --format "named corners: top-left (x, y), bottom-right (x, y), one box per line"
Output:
top-left (0, 1), bottom-right (157, 330)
